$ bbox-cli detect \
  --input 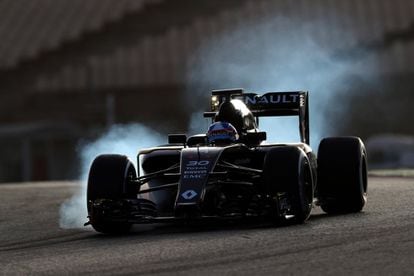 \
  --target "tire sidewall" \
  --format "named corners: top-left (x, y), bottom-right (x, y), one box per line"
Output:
top-left (263, 146), bottom-right (314, 223)
top-left (317, 137), bottom-right (368, 213)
